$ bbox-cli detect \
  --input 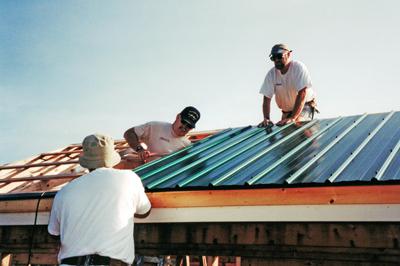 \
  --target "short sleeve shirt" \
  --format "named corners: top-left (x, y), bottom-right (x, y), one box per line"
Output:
top-left (48, 168), bottom-right (151, 264)
top-left (134, 121), bottom-right (191, 156)
top-left (260, 60), bottom-right (315, 112)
